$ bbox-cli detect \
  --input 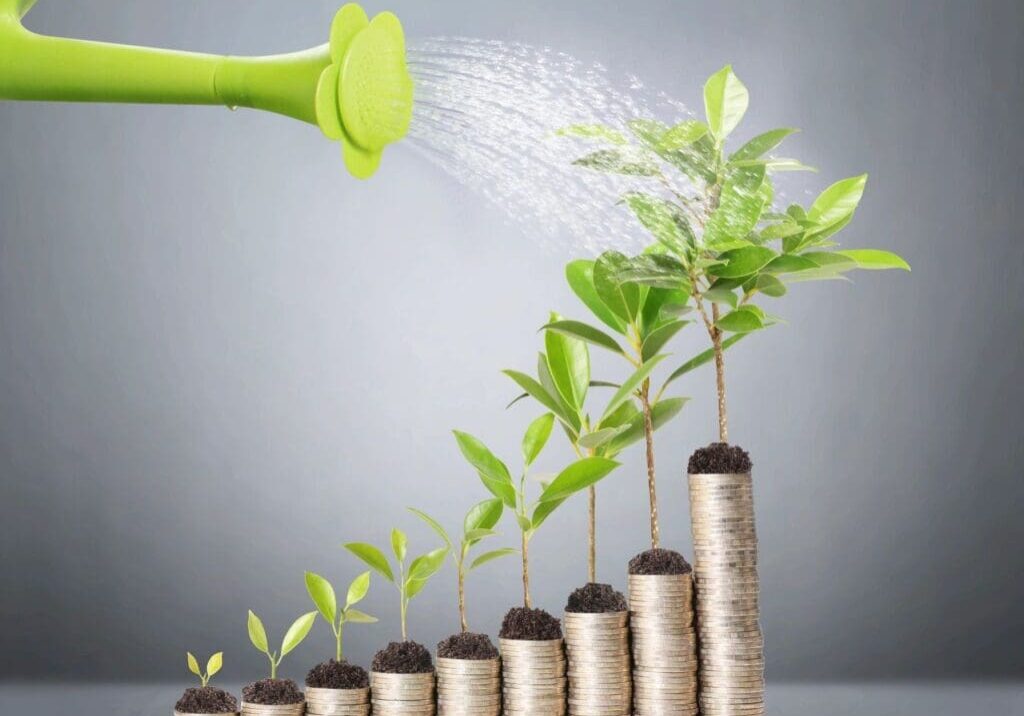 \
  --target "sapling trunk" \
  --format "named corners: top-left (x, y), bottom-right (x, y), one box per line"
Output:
top-left (709, 304), bottom-right (729, 443)
top-left (458, 559), bottom-right (468, 633)
top-left (640, 379), bottom-right (661, 549)
top-left (521, 531), bottom-right (532, 608)
top-left (588, 486), bottom-right (596, 583)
